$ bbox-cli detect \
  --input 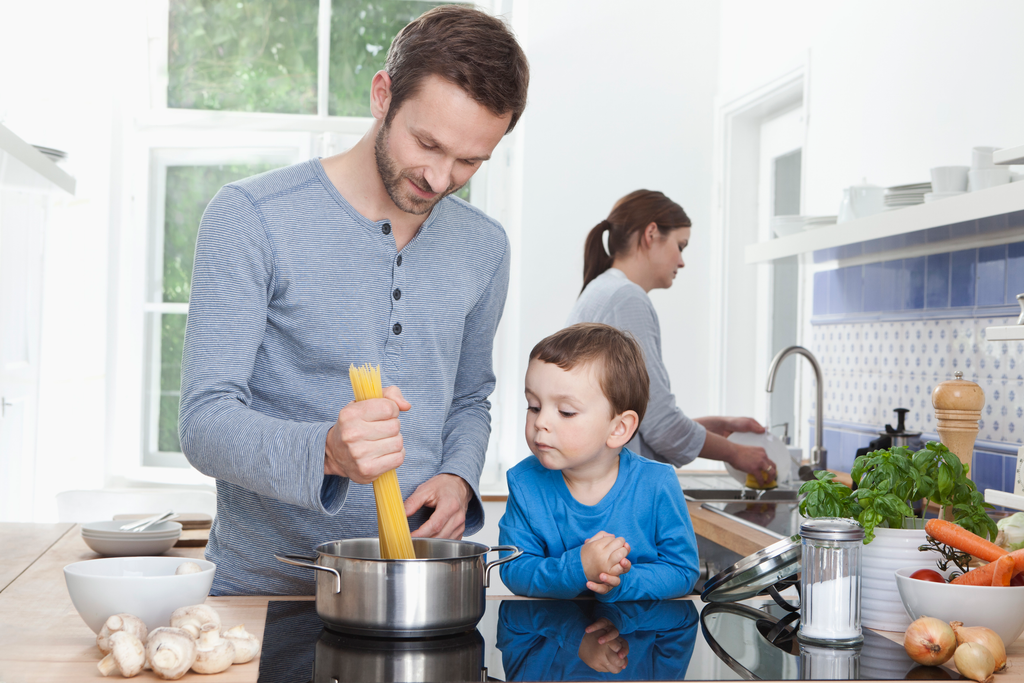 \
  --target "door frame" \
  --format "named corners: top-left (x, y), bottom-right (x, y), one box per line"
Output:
top-left (707, 62), bottom-right (808, 423)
